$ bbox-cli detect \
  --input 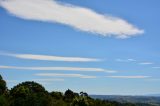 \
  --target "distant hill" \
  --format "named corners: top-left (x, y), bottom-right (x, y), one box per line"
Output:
top-left (90, 95), bottom-right (160, 106)
top-left (146, 94), bottom-right (160, 97)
